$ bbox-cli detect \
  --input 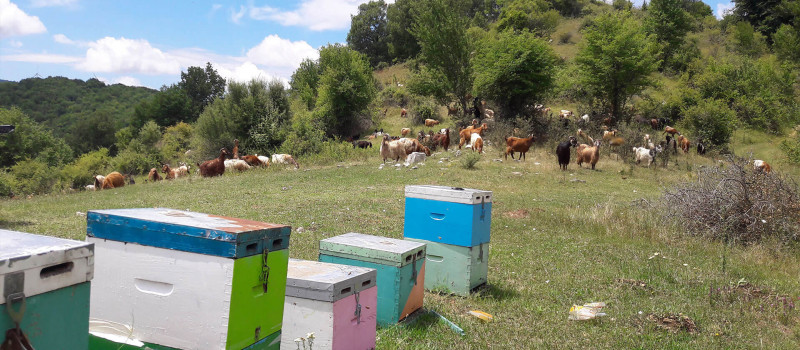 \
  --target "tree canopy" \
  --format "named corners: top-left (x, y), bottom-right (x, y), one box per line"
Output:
top-left (178, 62), bottom-right (226, 117)
top-left (347, 1), bottom-right (391, 67)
